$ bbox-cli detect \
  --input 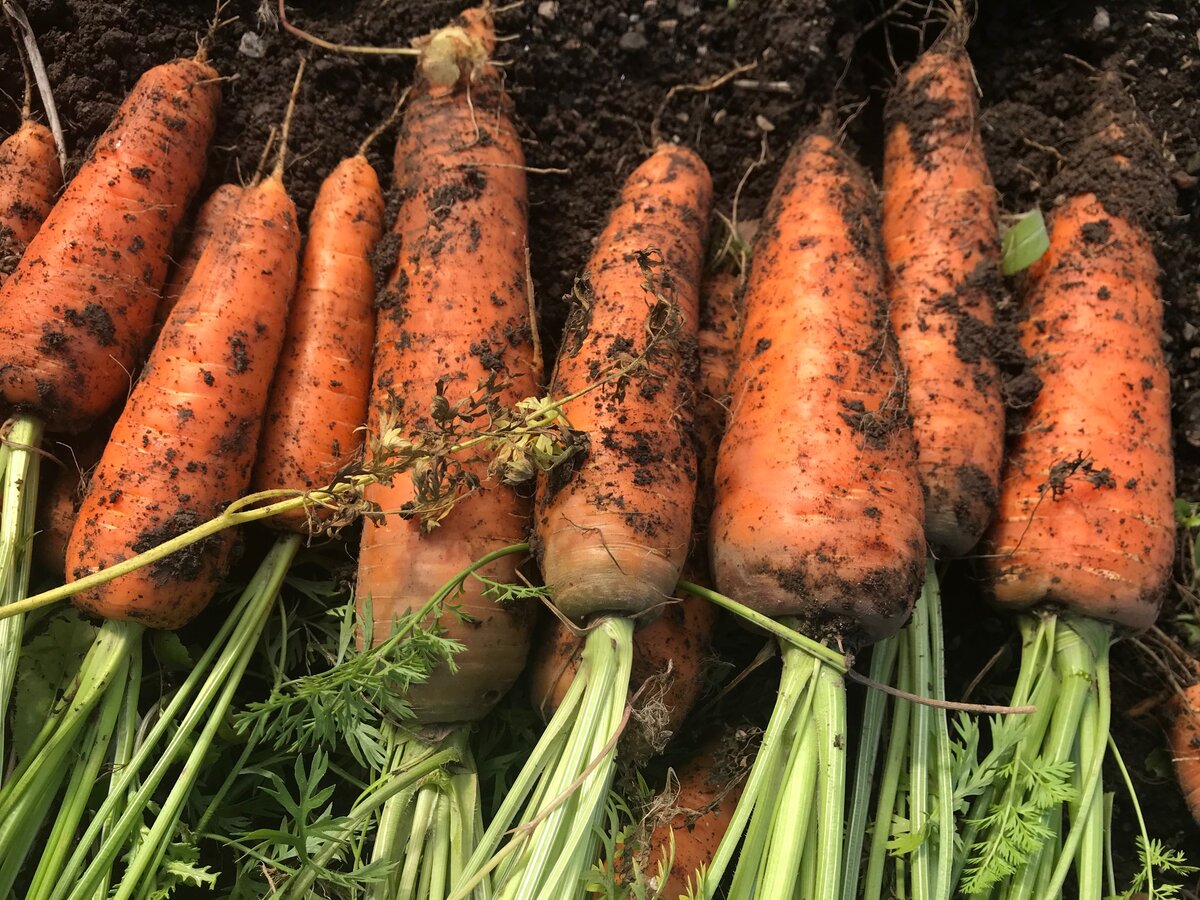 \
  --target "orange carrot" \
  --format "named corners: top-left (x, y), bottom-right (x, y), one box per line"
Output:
top-left (710, 132), bottom-right (925, 644)
top-left (159, 183), bottom-right (243, 320)
top-left (355, 6), bottom-right (539, 725)
top-left (982, 195), bottom-right (1173, 629)
top-left (883, 42), bottom-right (1005, 556)
top-left (0, 57), bottom-right (221, 433)
top-left (0, 119), bottom-right (61, 272)
top-left (645, 735), bottom-right (746, 898)
top-left (252, 156), bottom-right (382, 531)
top-left (535, 144), bottom-right (712, 623)
top-left (65, 170), bottom-right (300, 628)
top-left (1170, 681), bottom-right (1200, 824)
top-left (34, 429), bottom-right (109, 578)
